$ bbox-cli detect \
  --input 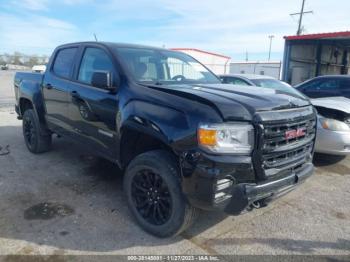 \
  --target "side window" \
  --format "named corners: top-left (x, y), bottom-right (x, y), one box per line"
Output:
top-left (226, 77), bottom-right (250, 86)
top-left (78, 48), bottom-right (114, 86)
top-left (339, 79), bottom-right (350, 90)
top-left (52, 48), bottom-right (78, 78)
top-left (318, 79), bottom-right (339, 90)
top-left (303, 79), bottom-right (339, 91)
